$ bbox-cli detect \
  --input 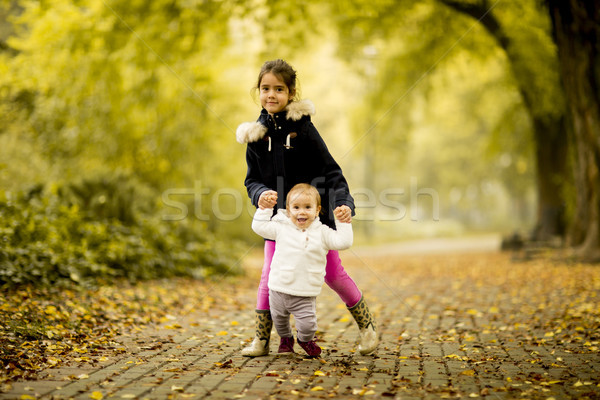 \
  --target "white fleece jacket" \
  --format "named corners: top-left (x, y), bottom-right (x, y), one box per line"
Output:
top-left (252, 208), bottom-right (353, 297)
